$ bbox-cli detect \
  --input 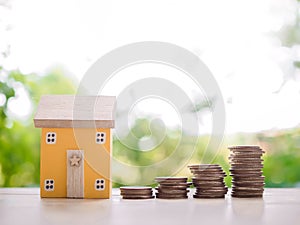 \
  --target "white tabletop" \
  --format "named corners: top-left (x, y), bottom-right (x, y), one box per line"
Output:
top-left (0, 188), bottom-right (299, 225)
